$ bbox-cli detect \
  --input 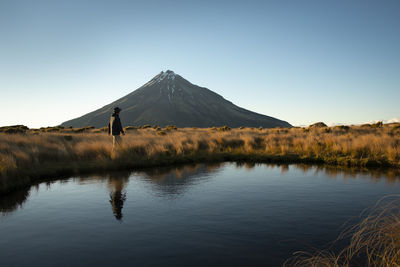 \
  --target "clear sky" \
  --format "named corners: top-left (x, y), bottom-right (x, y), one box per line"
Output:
top-left (1, 0), bottom-right (399, 128)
